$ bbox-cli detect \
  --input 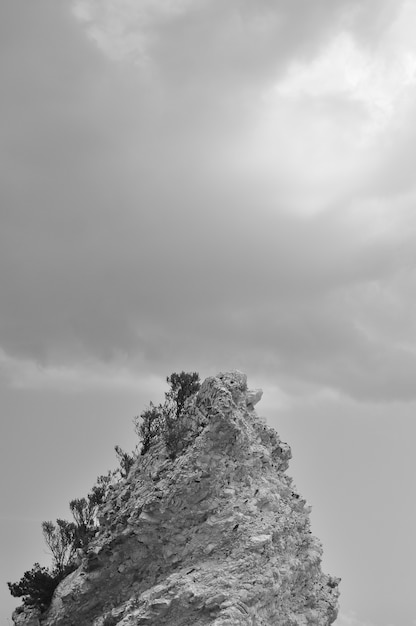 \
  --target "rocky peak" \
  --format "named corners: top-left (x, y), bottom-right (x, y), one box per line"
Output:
top-left (13, 371), bottom-right (339, 625)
